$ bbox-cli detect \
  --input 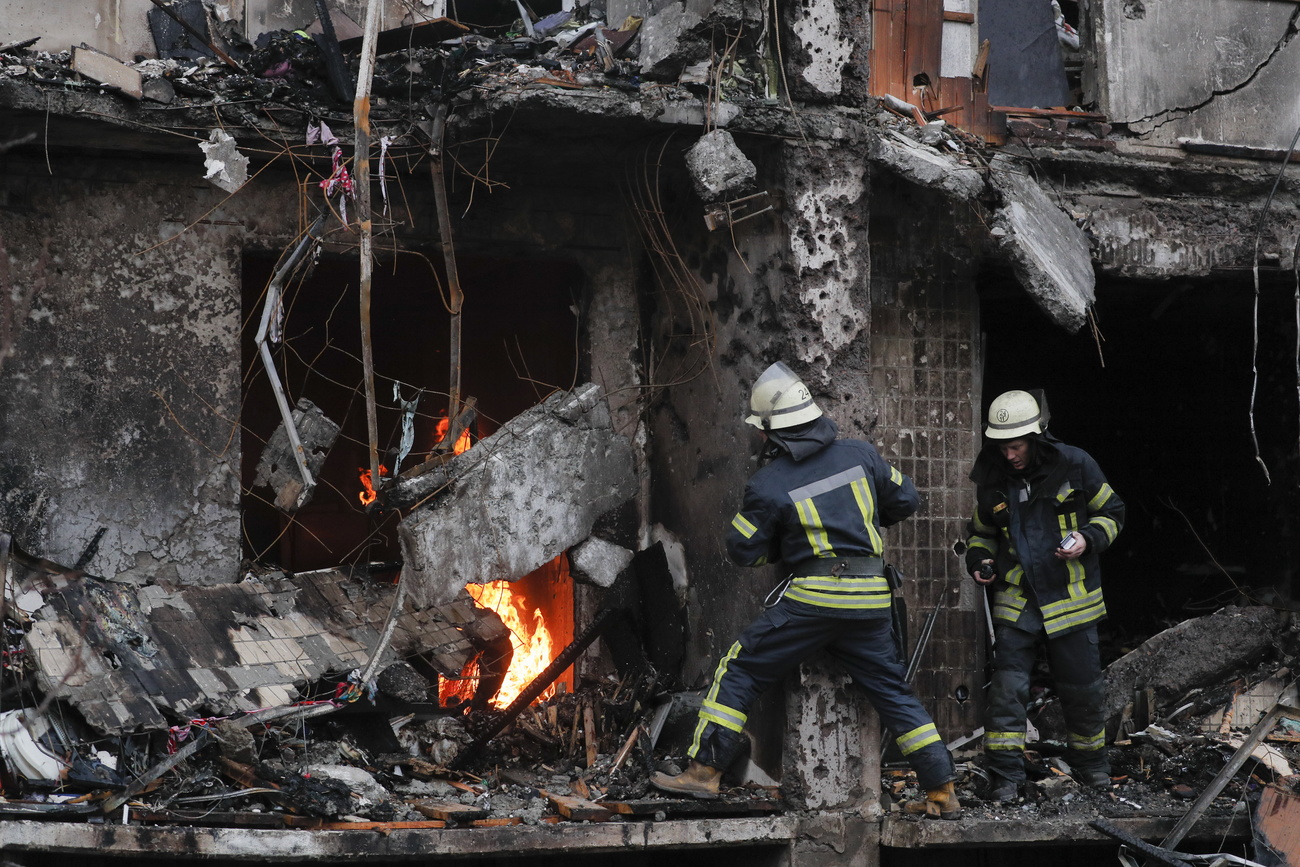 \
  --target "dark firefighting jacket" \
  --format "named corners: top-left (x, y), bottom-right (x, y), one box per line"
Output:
top-left (726, 418), bottom-right (919, 612)
top-left (965, 434), bottom-right (1124, 637)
